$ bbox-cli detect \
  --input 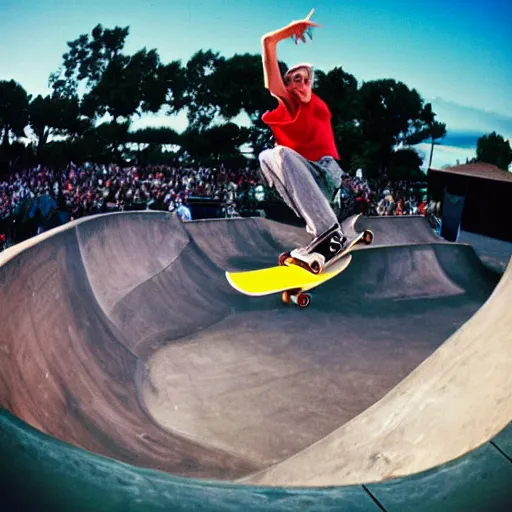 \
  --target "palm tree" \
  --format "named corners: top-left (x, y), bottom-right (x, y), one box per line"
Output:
top-left (422, 103), bottom-right (447, 169)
